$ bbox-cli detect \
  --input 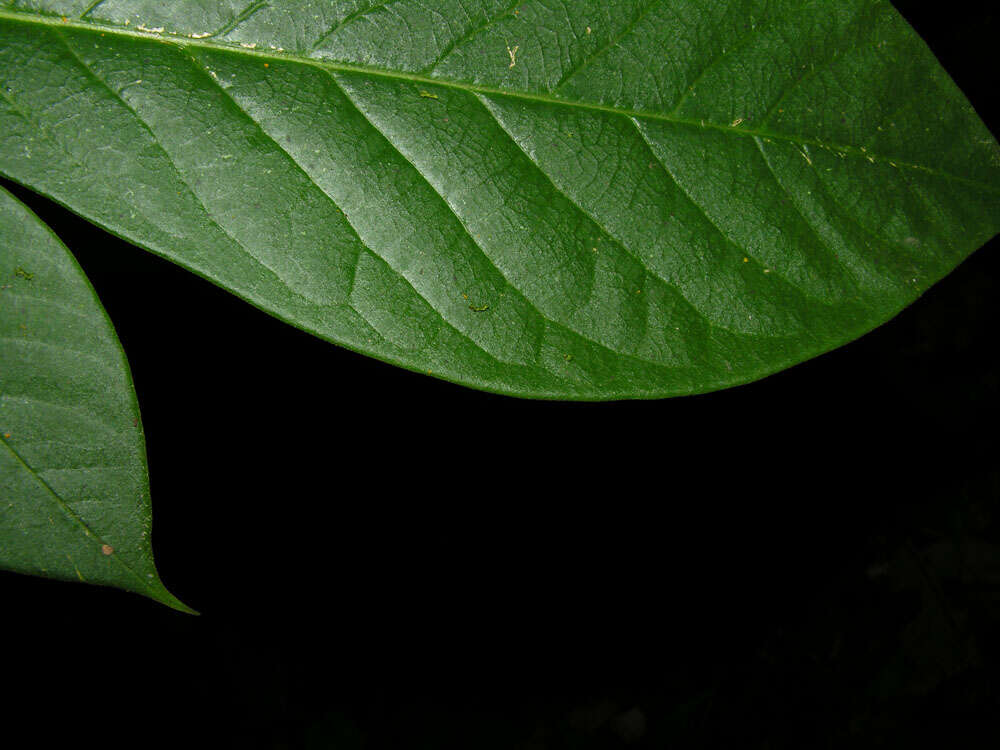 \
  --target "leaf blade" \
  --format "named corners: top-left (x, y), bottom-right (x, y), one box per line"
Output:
top-left (0, 185), bottom-right (192, 612)
top-left (0, 1), bottom-right (997, 399)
